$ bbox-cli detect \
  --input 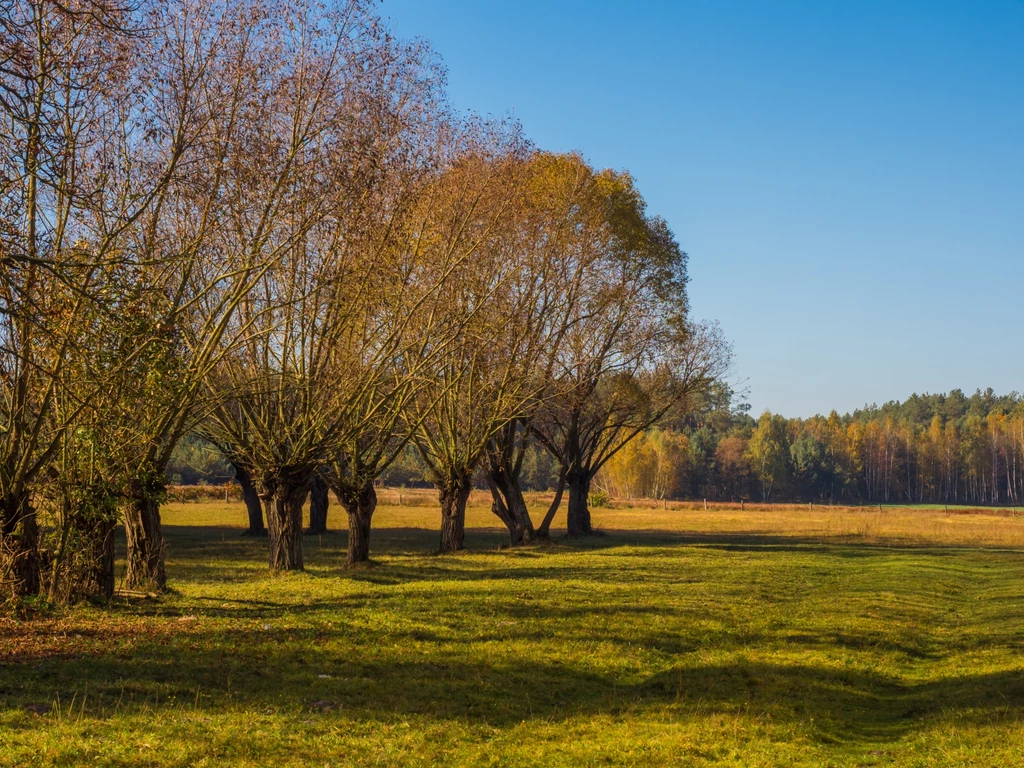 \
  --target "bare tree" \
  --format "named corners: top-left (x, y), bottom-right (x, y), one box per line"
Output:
top-left (0, 0), bottom-right (320, 594)
top-left (318, 375), bottom-right (418, 565)
top-left (309, 212), bottom-right (494, 564)
top-left (307, 23), bottom-right (448, 548)
top-left (77, 0), bottom-right (447, 589)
